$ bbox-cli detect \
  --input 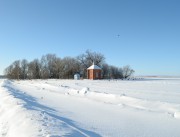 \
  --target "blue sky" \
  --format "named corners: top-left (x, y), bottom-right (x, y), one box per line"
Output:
top-left (0, 0), bottom-right (180, 76)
